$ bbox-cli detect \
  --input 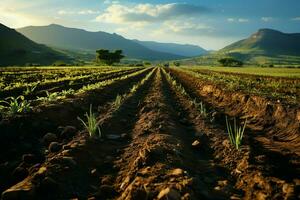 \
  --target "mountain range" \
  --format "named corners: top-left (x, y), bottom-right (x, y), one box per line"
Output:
top-left (0, 23), bottom-right (69, 66)
top-left (17, 24), bottom-right (207, 61)
top-left (1, 22), bottom-right (300, 66)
